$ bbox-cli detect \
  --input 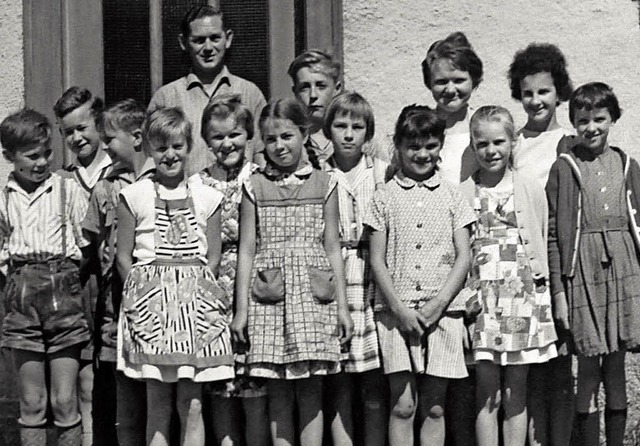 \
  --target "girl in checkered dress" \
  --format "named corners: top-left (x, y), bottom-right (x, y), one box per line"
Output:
top-left (232, 98), bottom-right (353, 446)
top-left (321, 92), bottom-right (388, 446)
